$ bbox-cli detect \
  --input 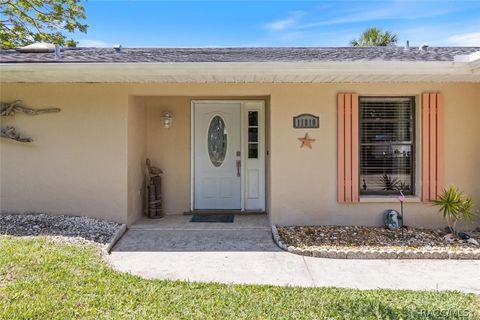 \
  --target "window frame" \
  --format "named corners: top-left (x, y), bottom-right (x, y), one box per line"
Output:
top-left (358, 96), bottom-right (416, 196)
